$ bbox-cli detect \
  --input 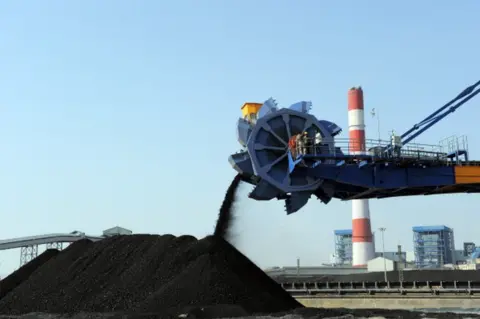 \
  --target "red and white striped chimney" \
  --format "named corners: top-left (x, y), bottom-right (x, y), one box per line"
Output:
top-left (348, 87), bottom-right (375, 267)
